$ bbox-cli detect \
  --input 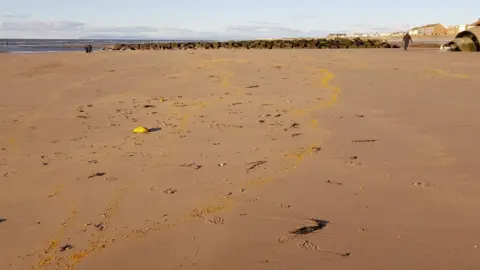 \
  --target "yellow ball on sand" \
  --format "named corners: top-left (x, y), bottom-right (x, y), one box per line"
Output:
top-left (133, 126), bottom-right (149, 133)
